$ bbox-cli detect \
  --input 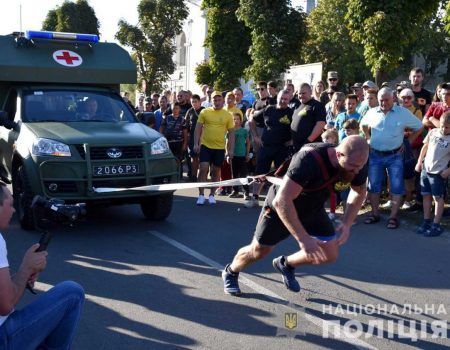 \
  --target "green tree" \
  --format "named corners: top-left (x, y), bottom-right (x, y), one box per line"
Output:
top-left (202, 0), bottom-right (251, 90)
top-left (116, 0), bottom-right (188, 94)
top-left (42, 0), bottom-right (100, 36)
top-left (237, 0), bottom-right (306, 82)
top-left (410, 0), bottom-right (450, 82)
top-left (345, 0), bottom-right (440, 83)
top-left (301, 0), bottom-right (370, 85)
top-left (194, 60), bottom-right (215, 87)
